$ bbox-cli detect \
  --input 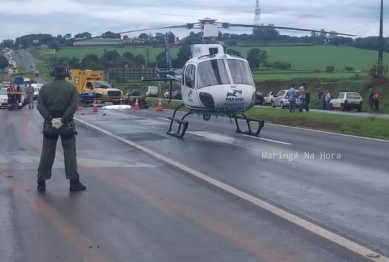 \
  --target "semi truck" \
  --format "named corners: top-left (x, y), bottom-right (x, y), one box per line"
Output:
top-left (66, 69), bottom-right (123, 104)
